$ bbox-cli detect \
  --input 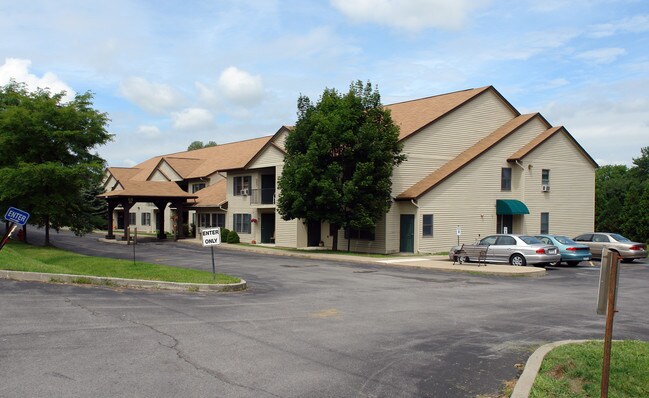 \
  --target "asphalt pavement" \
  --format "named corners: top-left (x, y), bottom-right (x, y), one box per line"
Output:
top-left (1, 226), bottom-right (648, 397)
